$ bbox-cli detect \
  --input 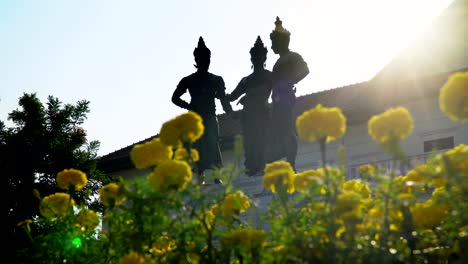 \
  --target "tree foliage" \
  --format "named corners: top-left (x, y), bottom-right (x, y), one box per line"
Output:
top-left (1, 93), bottom-right (107, 259)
